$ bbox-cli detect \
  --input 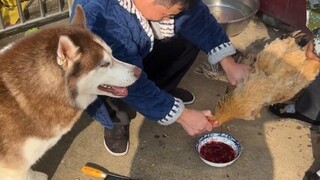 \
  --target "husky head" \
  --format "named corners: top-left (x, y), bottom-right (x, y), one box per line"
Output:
top-left (56, 6), bottom-right (141, 108)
